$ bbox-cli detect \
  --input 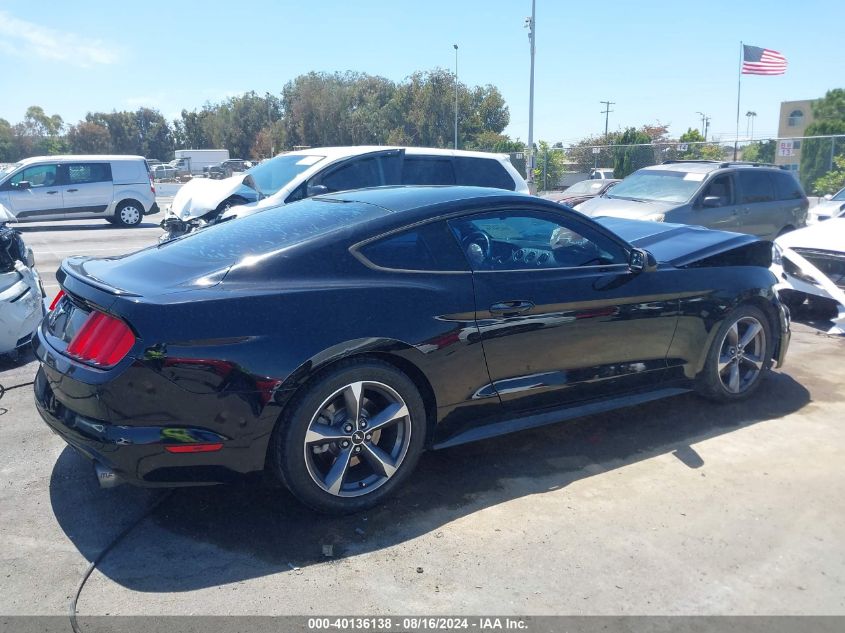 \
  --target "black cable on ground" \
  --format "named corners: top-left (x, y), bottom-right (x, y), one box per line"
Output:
top-left (0, 380), bottom-right (34, 401)
top-left (69, 490), bottom-right (174, 633)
